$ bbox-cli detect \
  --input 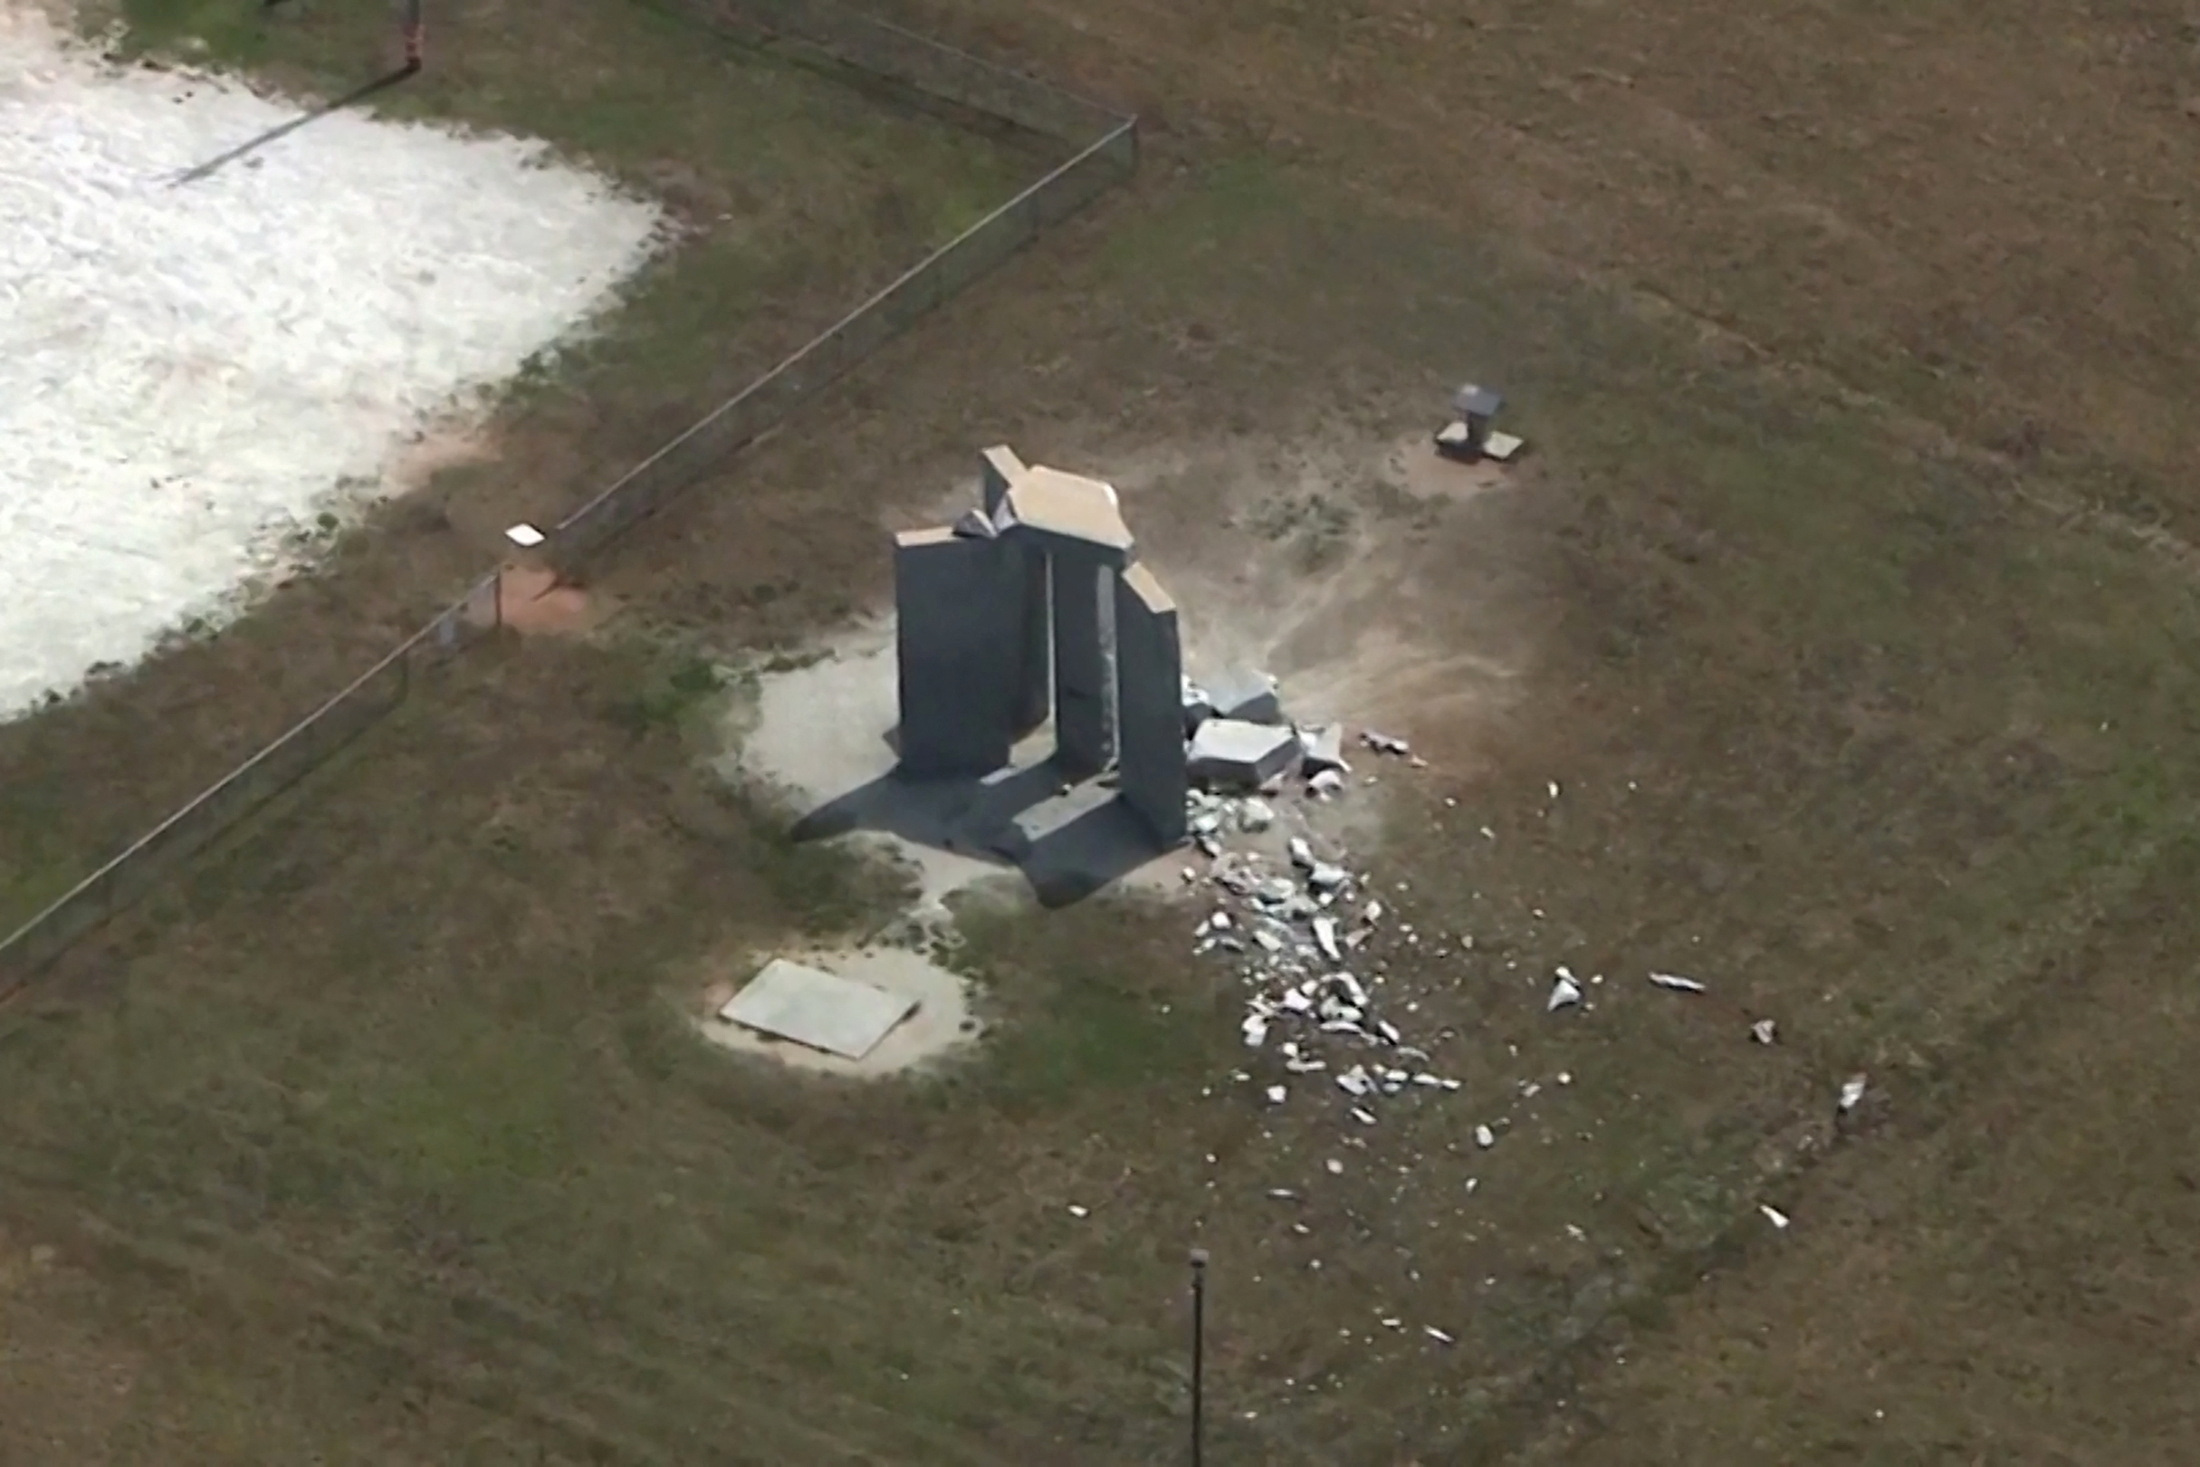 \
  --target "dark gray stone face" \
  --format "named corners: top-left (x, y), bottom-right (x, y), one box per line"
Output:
top-left (893, 529), bottom-right (1022, 778)
top-left (1012, 543), bottom-right (1051, 735)
top-left (1051, 552), bottom-right (1113, 776)
top-left (1114, 566), bottom-right (1188, 847)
